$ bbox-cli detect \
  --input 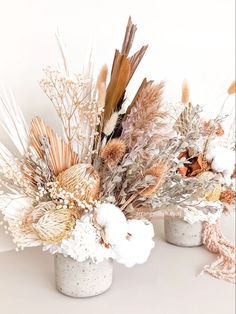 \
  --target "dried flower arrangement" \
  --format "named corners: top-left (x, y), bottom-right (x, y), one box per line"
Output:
top-left (0, 17), bottom-right (171, 269)
top-left (137, 80), bottom-right (235, 283)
